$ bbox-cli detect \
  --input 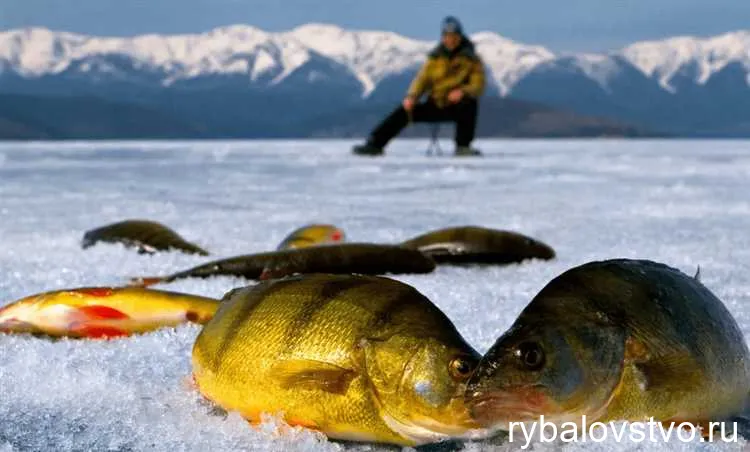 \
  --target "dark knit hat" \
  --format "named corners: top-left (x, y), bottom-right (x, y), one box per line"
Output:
top-left (441, 16), bottom-right (463, 35)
